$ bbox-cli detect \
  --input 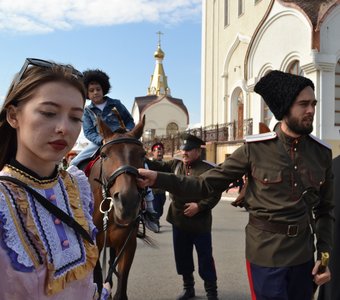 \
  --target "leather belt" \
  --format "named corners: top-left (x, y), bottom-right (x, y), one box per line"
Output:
top-left (248, 214), bottom-right (309, 237)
